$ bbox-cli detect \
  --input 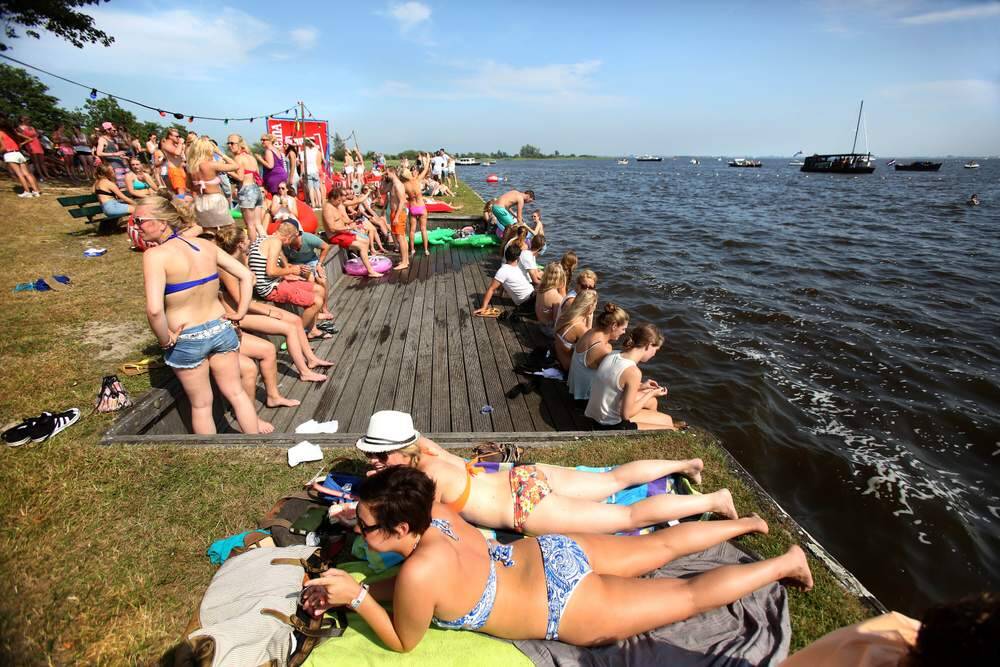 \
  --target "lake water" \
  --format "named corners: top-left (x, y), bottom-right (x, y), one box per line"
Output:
top-left (469, 157), bottom-right (999, 615)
